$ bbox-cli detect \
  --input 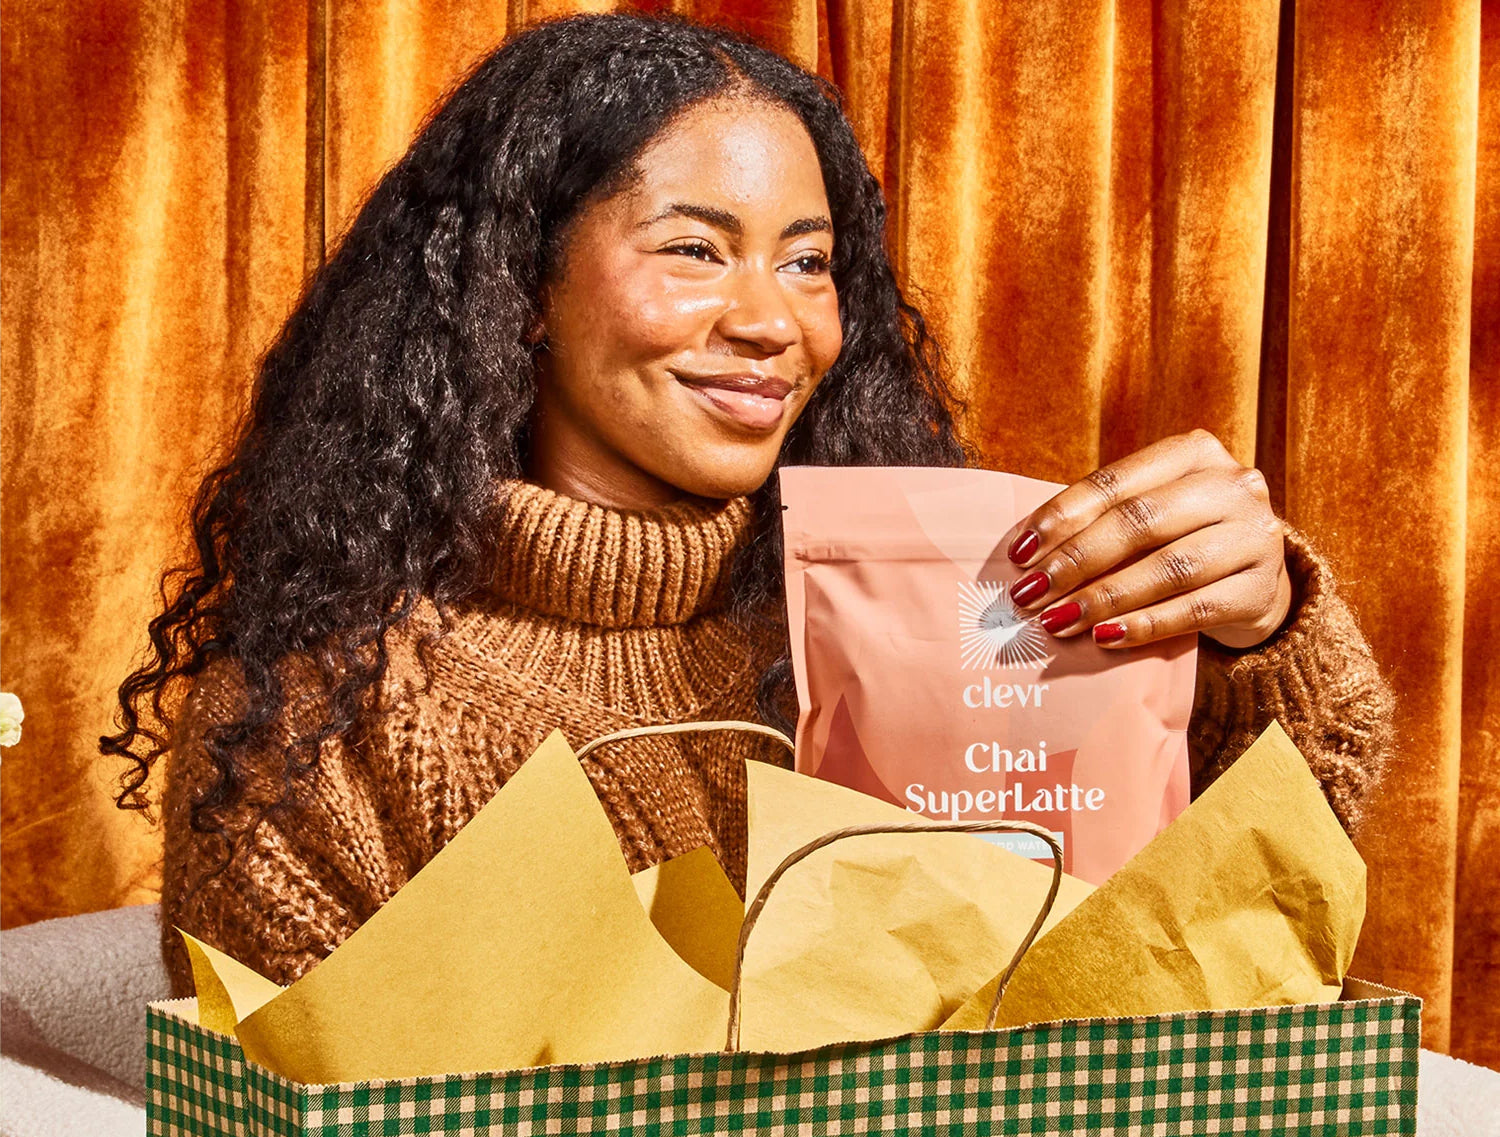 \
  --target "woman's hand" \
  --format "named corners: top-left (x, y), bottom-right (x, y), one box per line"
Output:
top-left (1001, 429), bottom-right (1293, 650)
